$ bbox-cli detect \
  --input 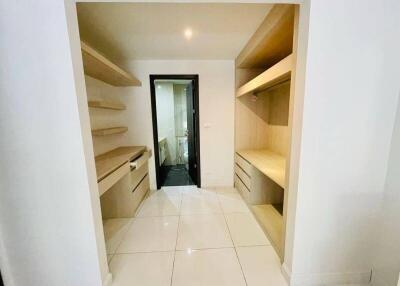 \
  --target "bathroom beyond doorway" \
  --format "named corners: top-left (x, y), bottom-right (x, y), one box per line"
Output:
top-left (150, 75), bottom-right (201, 189)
